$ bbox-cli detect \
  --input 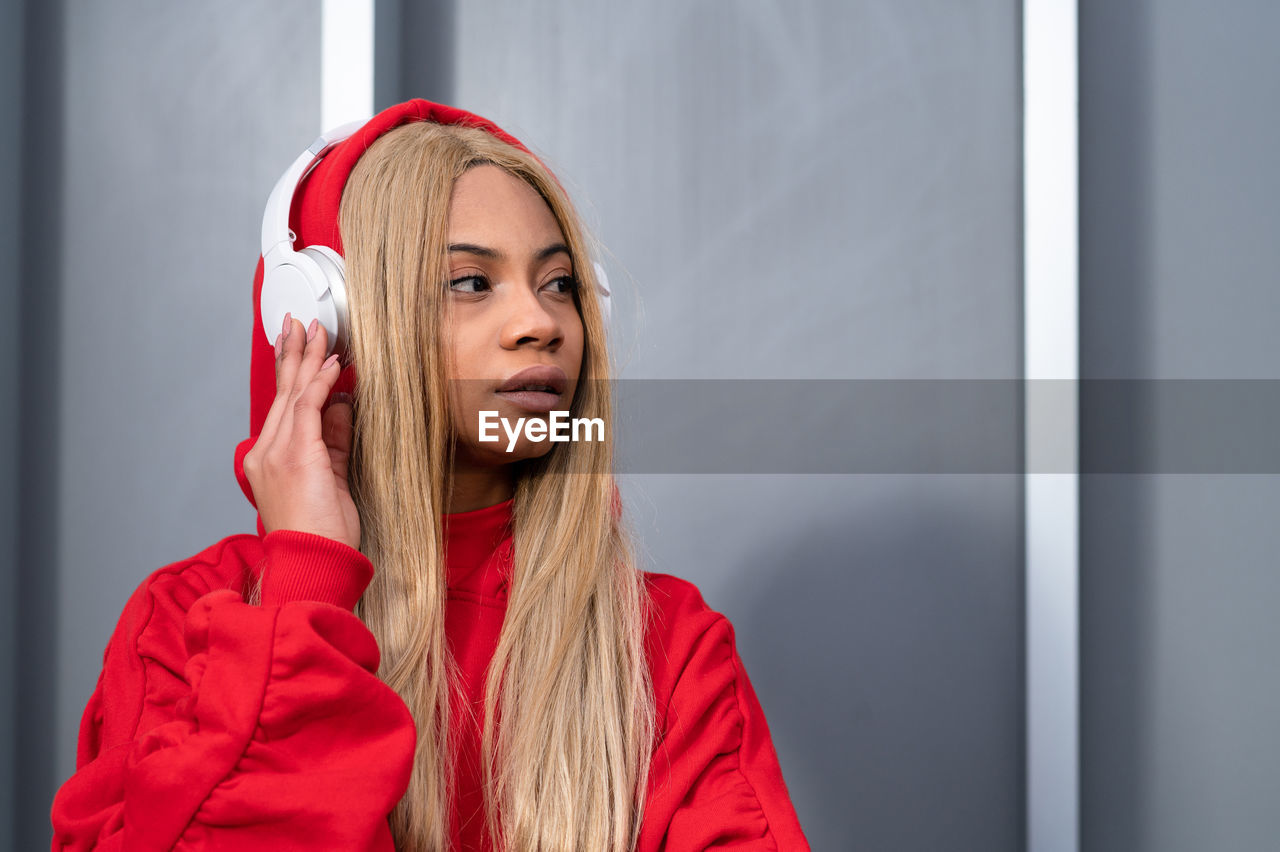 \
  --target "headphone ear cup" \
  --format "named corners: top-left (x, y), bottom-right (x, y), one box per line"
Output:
top-left (260, 247), bottom-right (348, 359)
top-left (300, 245), bottom-right (348, 357)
